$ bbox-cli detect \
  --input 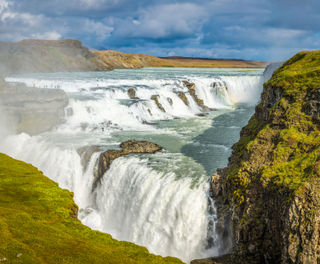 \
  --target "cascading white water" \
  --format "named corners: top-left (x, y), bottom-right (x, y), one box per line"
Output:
top-left (82, 157), bottom-right (216, 261)
top-left (7, 74), bottom-right (262, 130)
top-left (2, 68), bottom-right (264, 263)
top-left (0, 133), bottom-right (216, 262)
